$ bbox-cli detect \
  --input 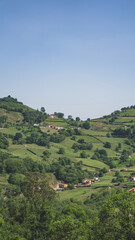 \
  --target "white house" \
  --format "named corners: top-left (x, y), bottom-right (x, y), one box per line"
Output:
top-left (132, 176), bottom-right (135, 181)
top-left (82, 179), bottom-right (91, 185)
top-left (49, 114), bottom-right (57, 119)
